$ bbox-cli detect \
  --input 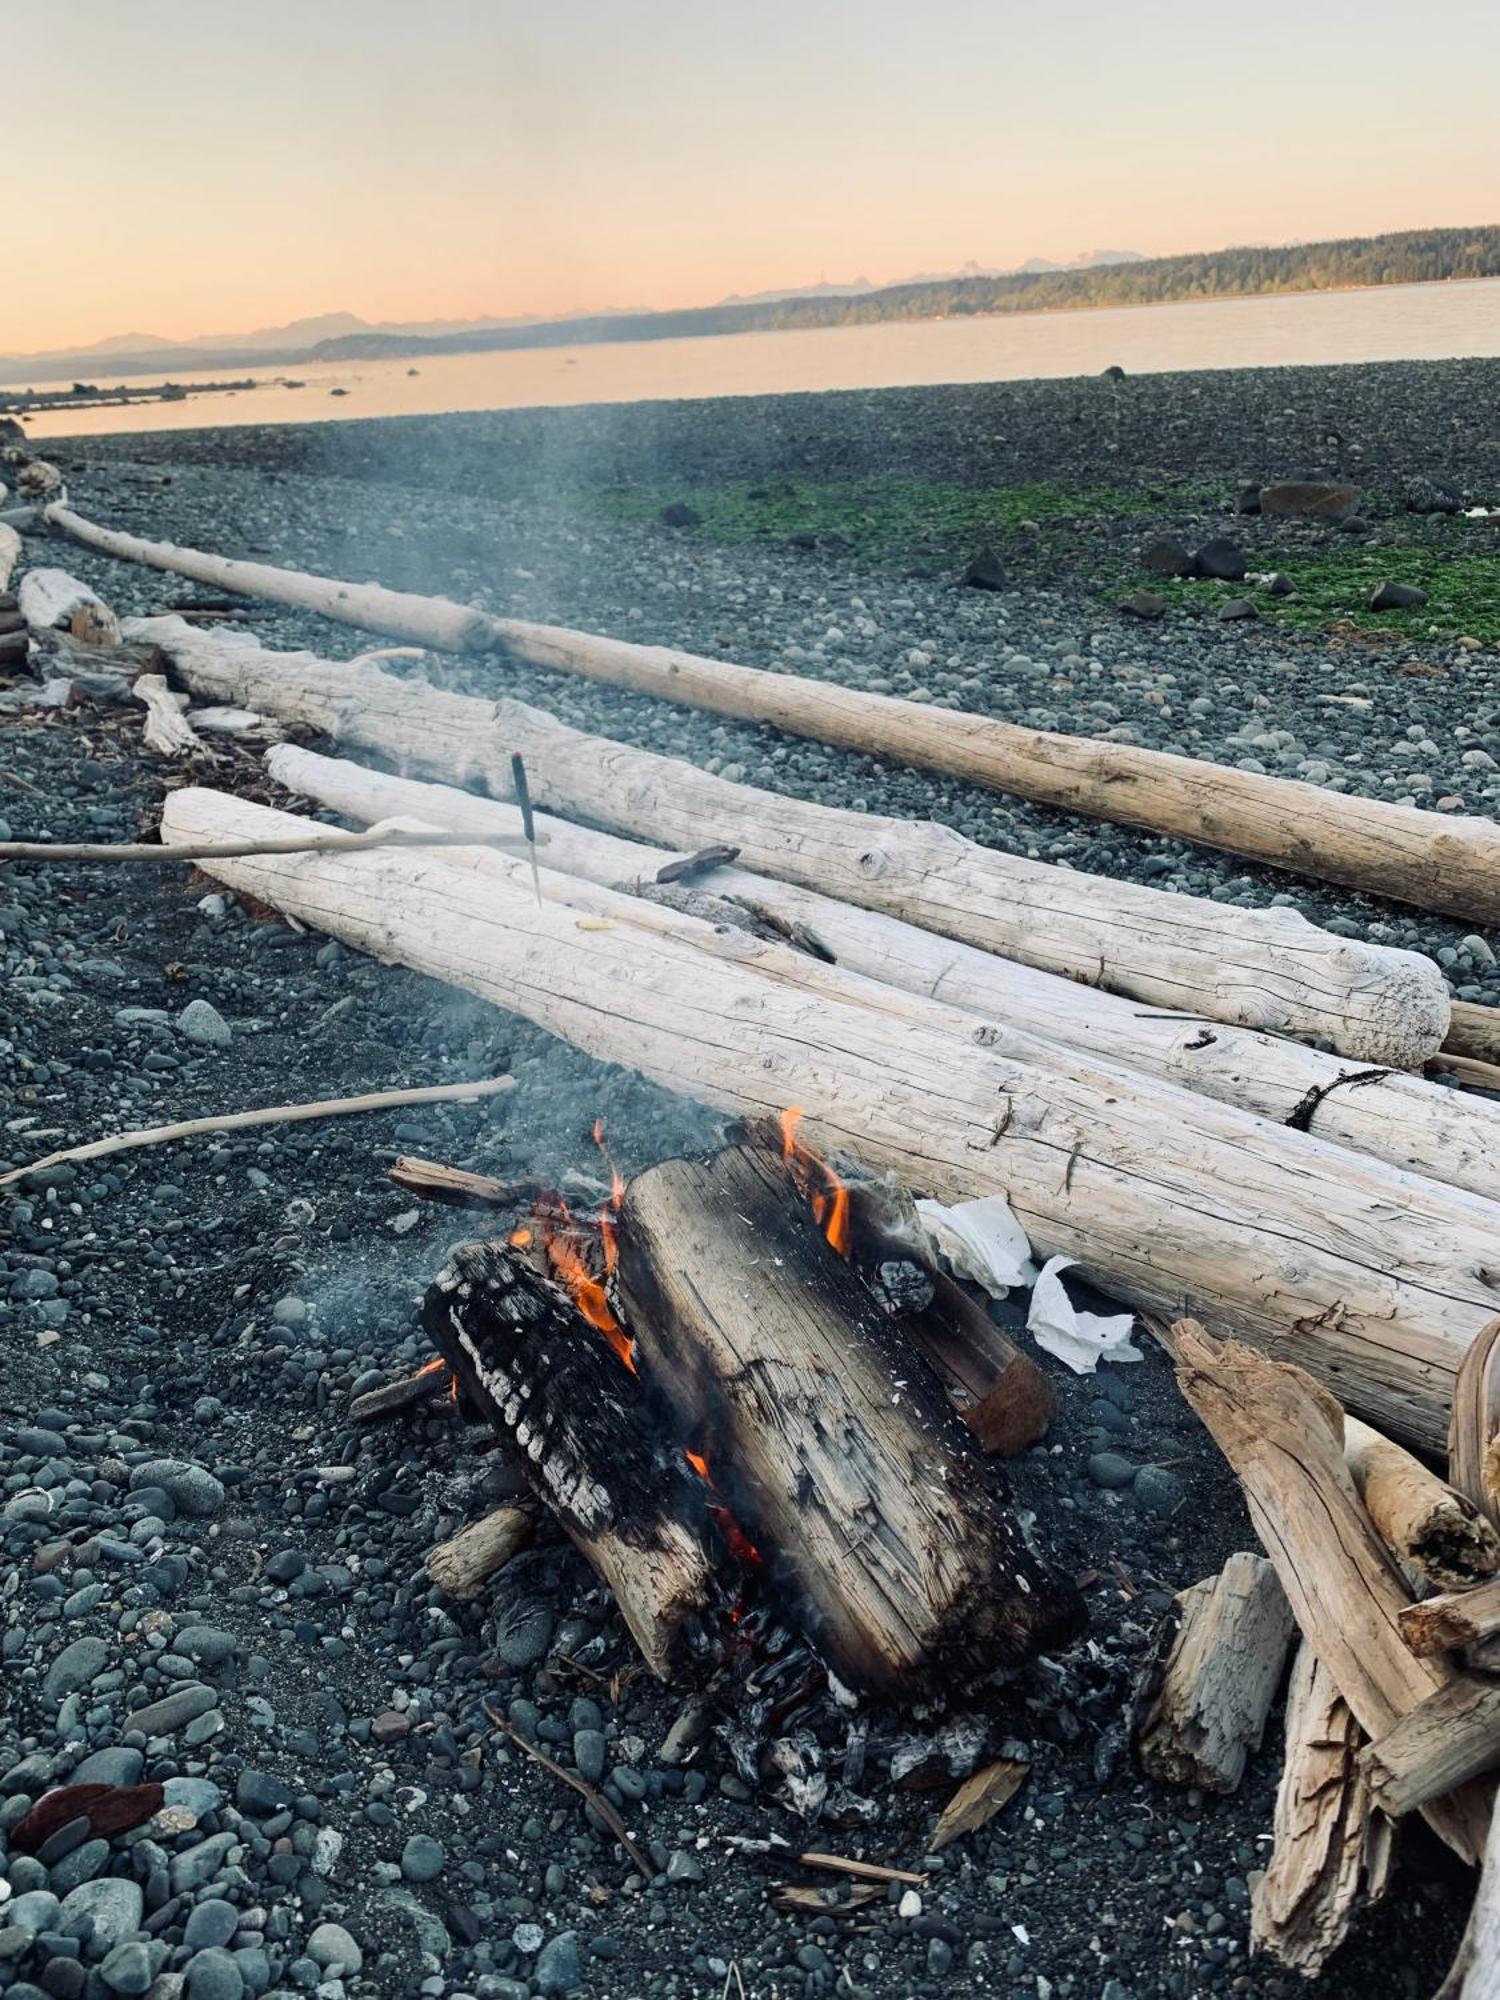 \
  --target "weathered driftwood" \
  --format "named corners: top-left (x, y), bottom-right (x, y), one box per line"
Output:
top-left (422, 1239), bottom-right (720, 1679)
top-left (1344, 1416), bottom-right (1500, 1591)
top-left (1362, 1673), bottom-right (1500, 1818)
top-left (0, 523), bottom-right (22, 591)
top-left (1164, 1319), bottom-right (1491, 1863)
top-left (1135, 1552), bottom-right (1295, 1793)
top-left (1250, 1642), bottom-right (1394, 1979)
top-left (1450, 1319), bottom-right (1500, 1530)
top-left (425, 1505), bottom-right (535, 1599)
top-left (157, 788), bottom-right (1500, 1450)
top-left (267, 745), bottom-right (1500, 1209)
top-left (133, 673), bottom-right (209, 758)
top-left (132, 620), bottom-right (1451, 1066)
top-left (18, 566), bottom-right (118, 642)
top-left (1437, 1788), bottom-right (1500, 2000)
top-left (0, 1075), bottom-right (515, 1192)
top-left (389, 1155), bottom-right (542, 1211)
top-left (0, 823), bottom-right (535, 867)
top-left (1399, 1575), bottom-right (1500, 1659)
top-left (613, 1137), bottom-right (1082, 1692)
top-left (349, 1363), bottom-right (451, 1424)
top-left (1447, 1001), bottom-right (1500, 1067)
top-left (55, 507), bottom-right (1500, 927)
